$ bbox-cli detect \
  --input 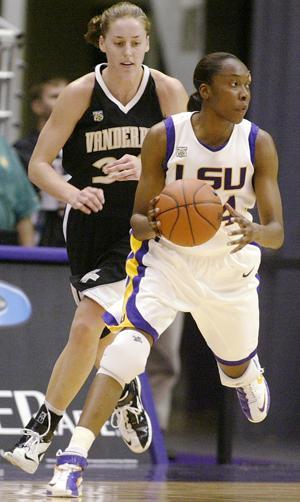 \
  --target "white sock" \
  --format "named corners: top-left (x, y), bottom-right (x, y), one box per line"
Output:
top-left (65, 426), bottom-right (96, 458)
top-left (45, 400), bottom-right (64, 416)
